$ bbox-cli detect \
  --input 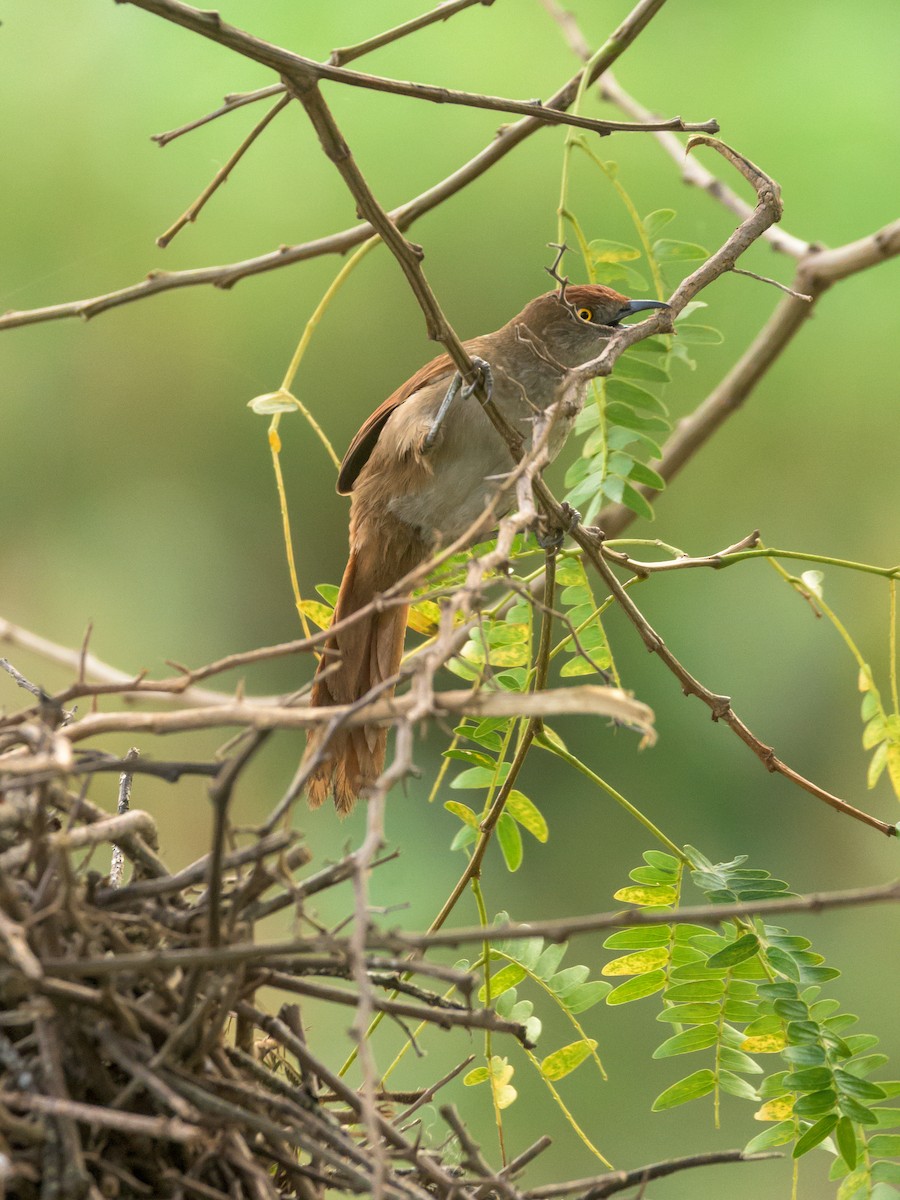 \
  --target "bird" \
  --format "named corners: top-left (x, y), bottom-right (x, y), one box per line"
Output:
top-left (303, 284), bottom-right (669, 813)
